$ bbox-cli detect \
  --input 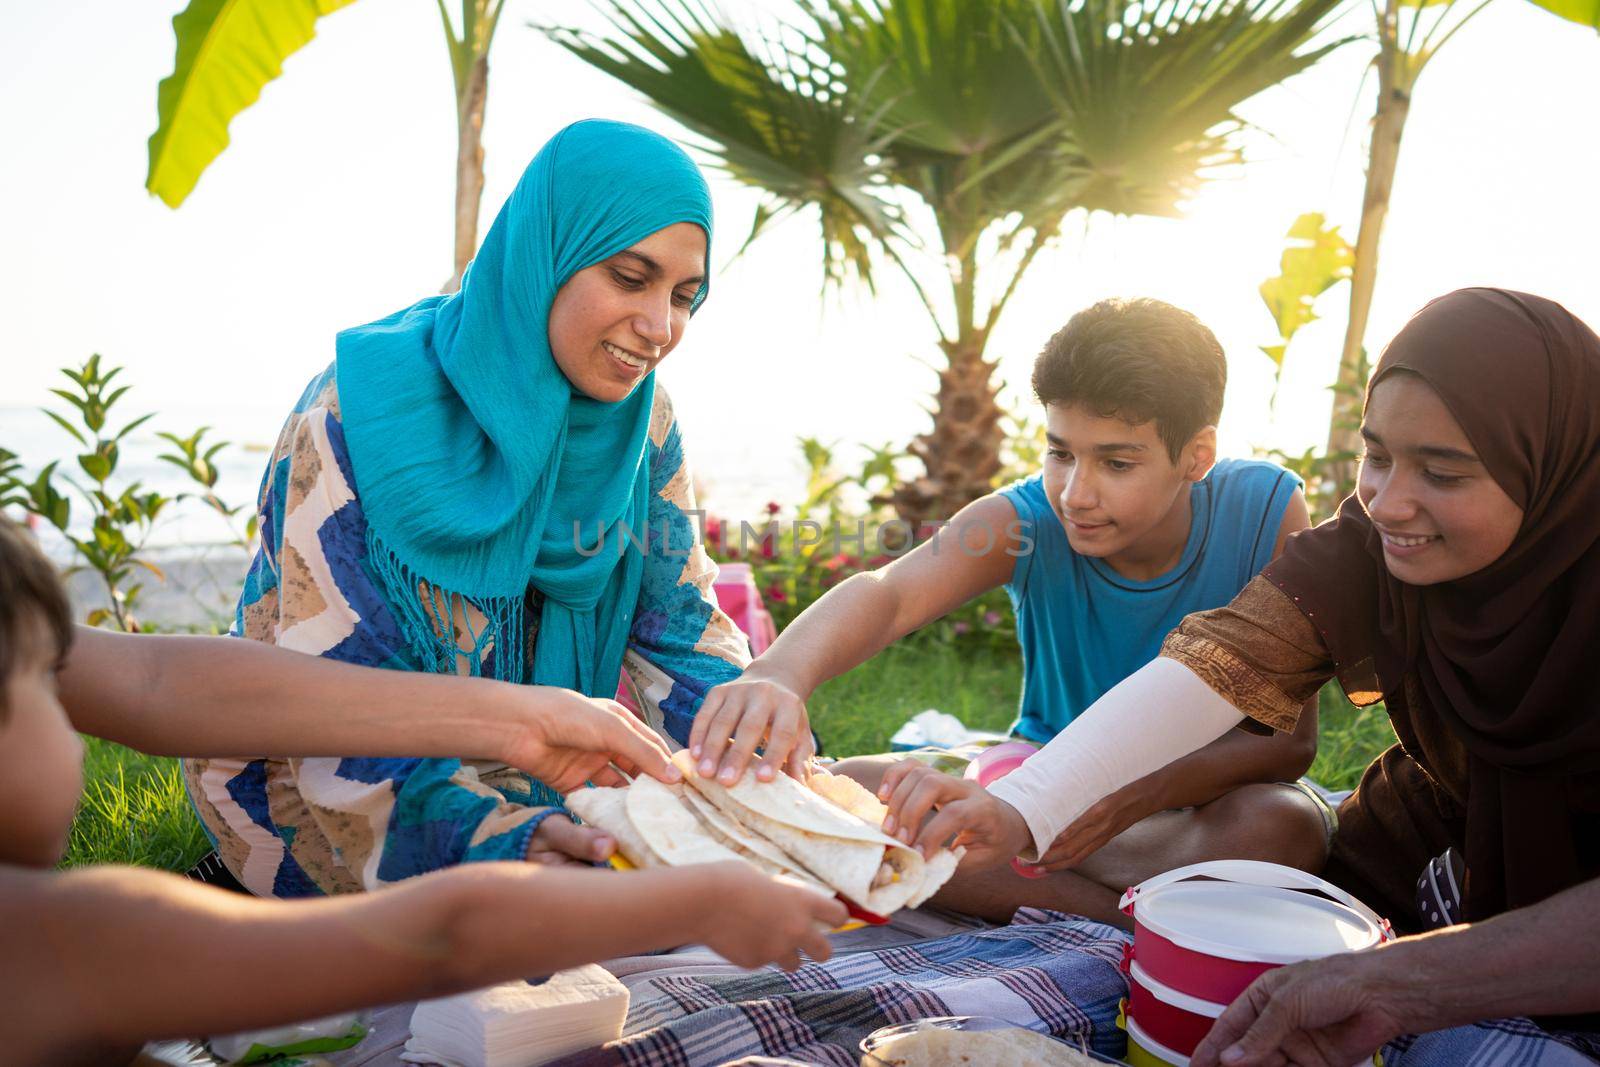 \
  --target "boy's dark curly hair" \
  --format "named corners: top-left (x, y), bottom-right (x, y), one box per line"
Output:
top-left (1032, 298), bottom-right (1227, 462)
